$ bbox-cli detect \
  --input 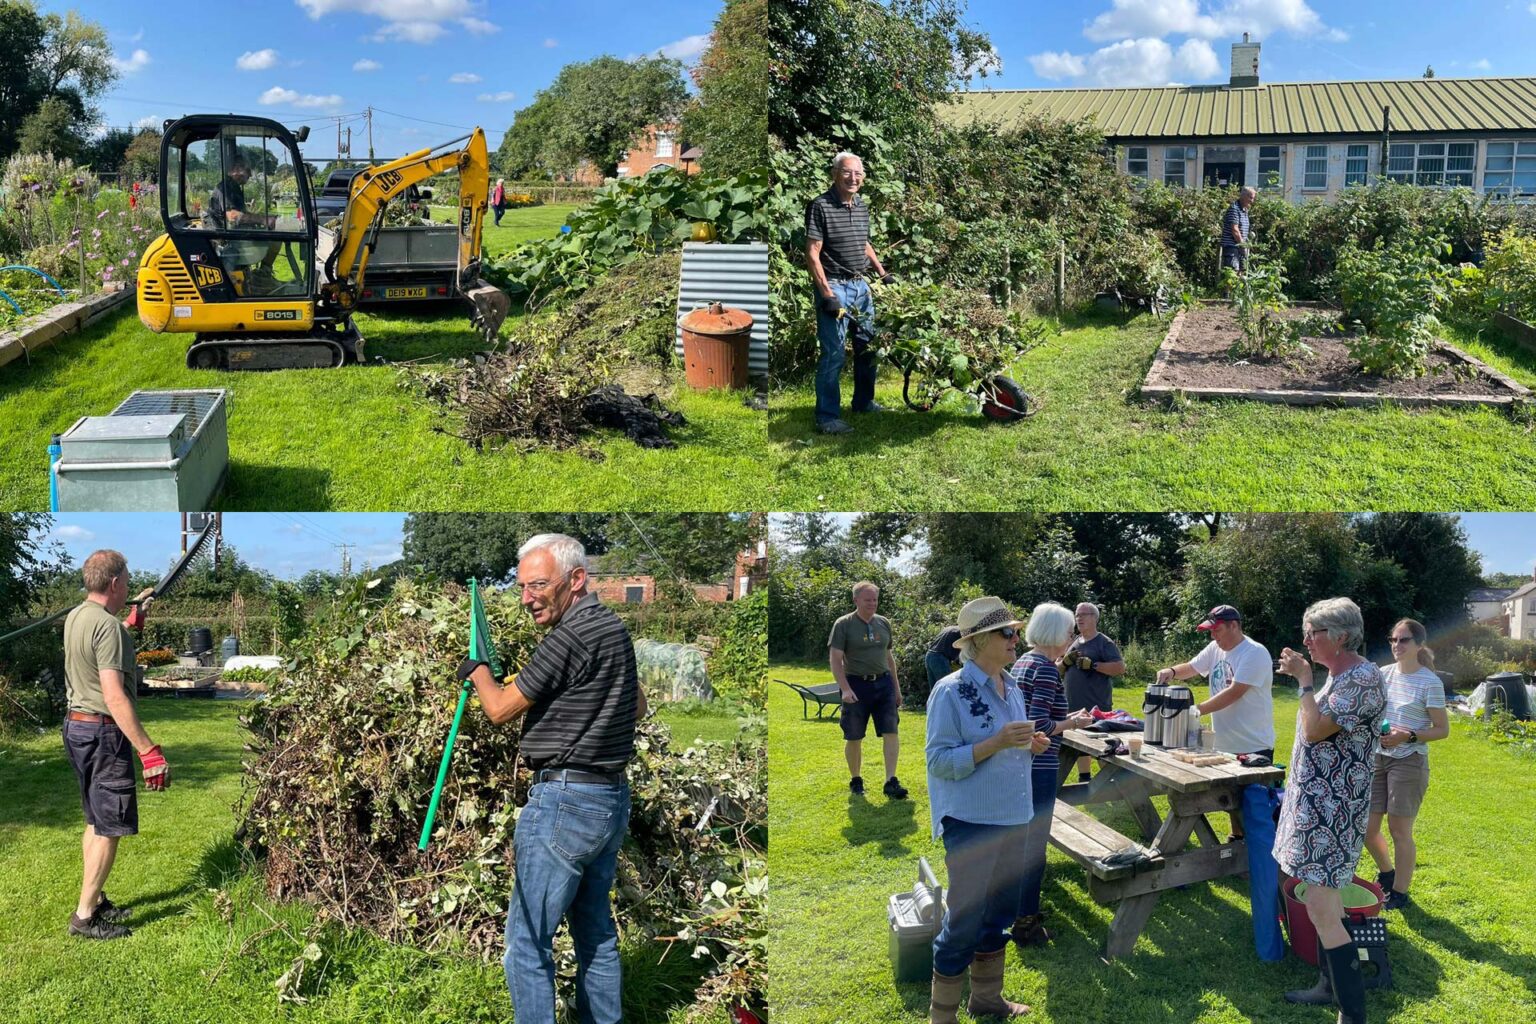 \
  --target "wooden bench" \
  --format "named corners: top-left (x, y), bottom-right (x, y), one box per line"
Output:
top-left (776, 678), bottom-right (844, 720)
top-left (1048, 801), bottom-right (1165, 882)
